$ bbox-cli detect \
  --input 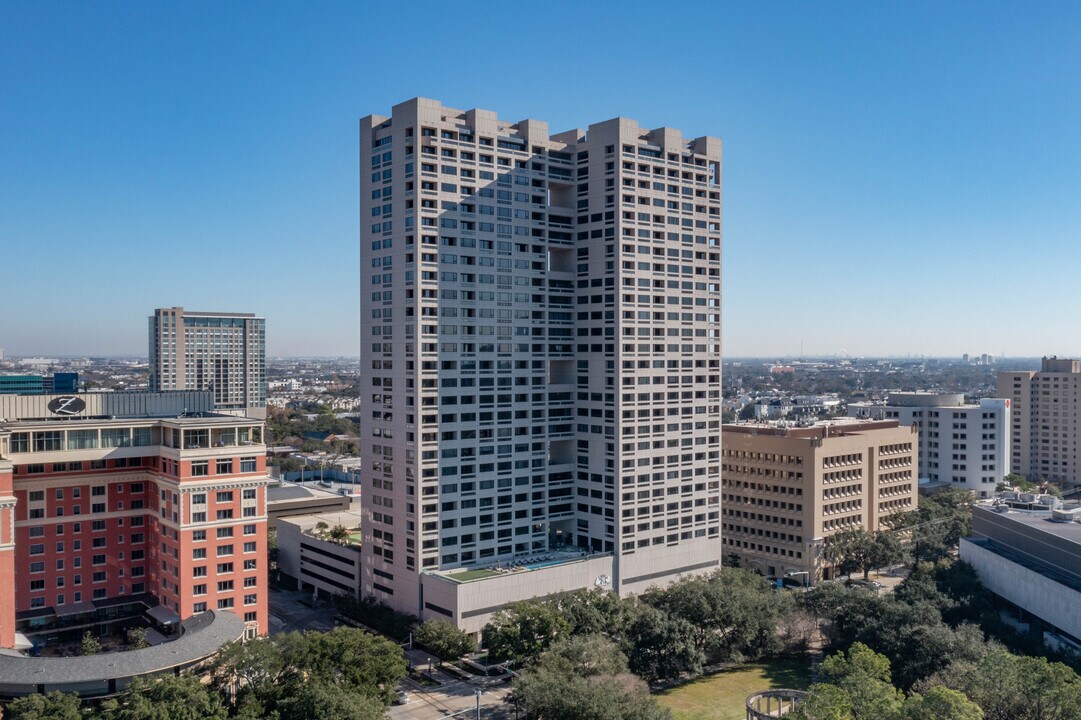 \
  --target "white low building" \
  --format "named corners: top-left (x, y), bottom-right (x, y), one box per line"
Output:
top-left (849, 392), bottom-right (1009, 498)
